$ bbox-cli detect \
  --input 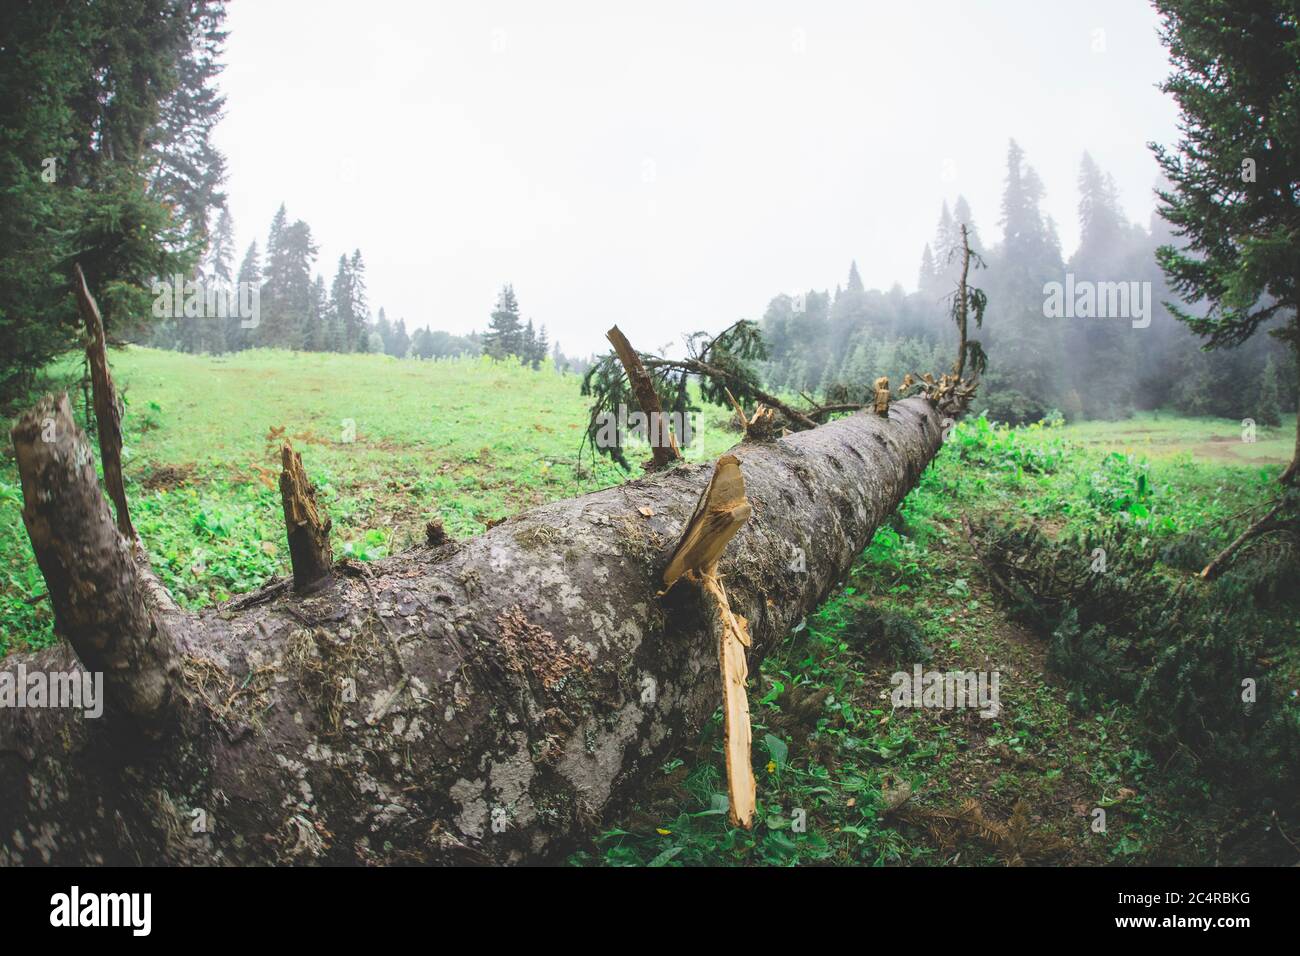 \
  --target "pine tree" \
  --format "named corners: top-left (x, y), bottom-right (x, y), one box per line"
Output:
top-left (1068, 153), bottom-right (1139, 418)
top-left (523, 319), bottom-right (539, 368)
top-left (304, 275), bottom-right (329, 352)
top-left (1151, 0), bottom-right (1300, 483)
top-left (533, 323), bottom-right (549, 370)
top-left (1076, 152), bottom-right (1128, 266)
top-left (392, 318), bottom-right (411, 358)
top-left (918, 243), bottom-right (938, 293)
top-left (1256, 355), bottom-right (1283, 428)
top-left (230, 240), bottom-right (260, 352)
top-left (329, 255), bottom-right (353, 353)
top-left (846, 261), bottom-right (865, 294)
top-left (259, 207), bottom-right (317, 349)
top-left (208, 207), bottom-right (235, 284)
top-left (484, 285), bottom-right (524, 360)
top-left (0, 0), bottom-right (229, 399)
top-left (348, 250), bottom-right (368, 351)
top-left (934, 201), bottom-right (959, 276)
top-left (953, 195), bottom-right (984, 259)
top-left (375, 307), bottom-right (393, 355)
top-left (985, 139), bottom-right (1065, 419)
